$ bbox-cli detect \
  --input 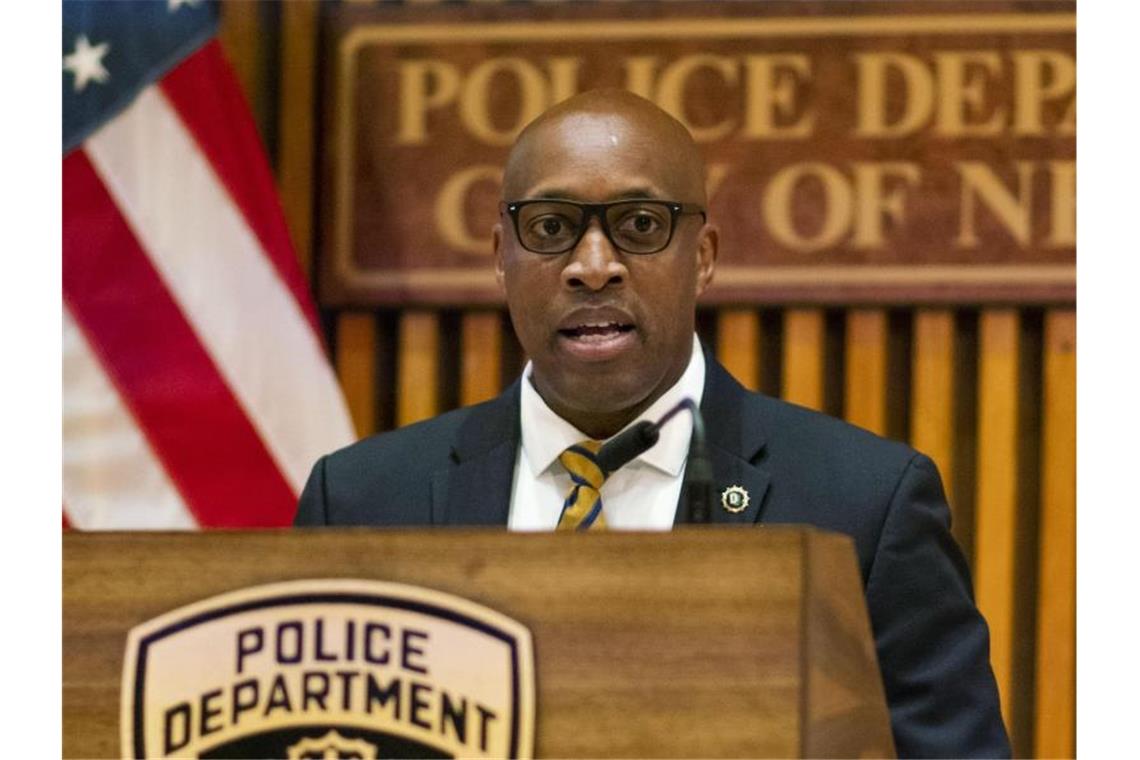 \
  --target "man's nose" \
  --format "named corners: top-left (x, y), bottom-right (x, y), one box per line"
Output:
top-left (561, 220), bottom-right (627, 291)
